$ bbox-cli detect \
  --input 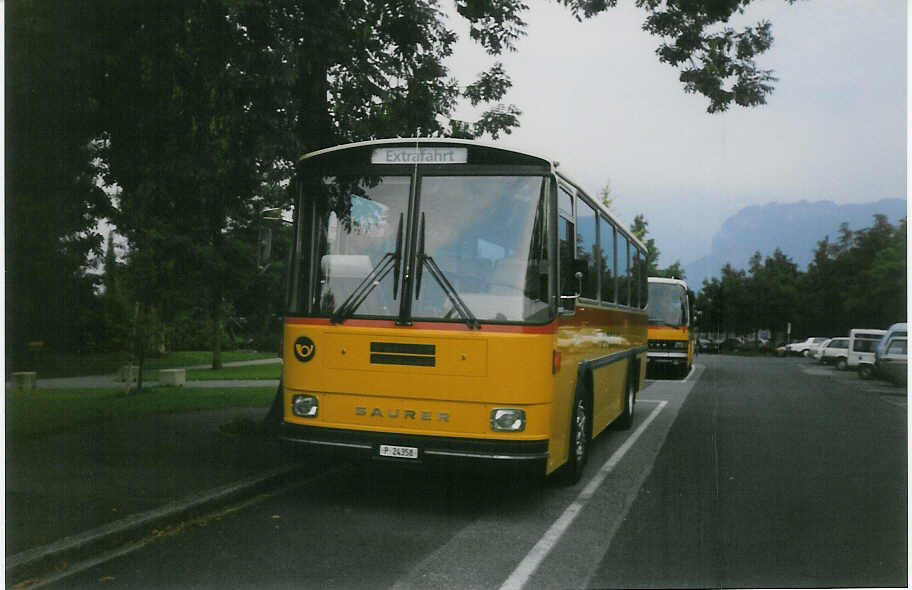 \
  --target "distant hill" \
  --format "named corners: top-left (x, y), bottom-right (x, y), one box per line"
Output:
top-left (683, 198), bottom-right (907, 290)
